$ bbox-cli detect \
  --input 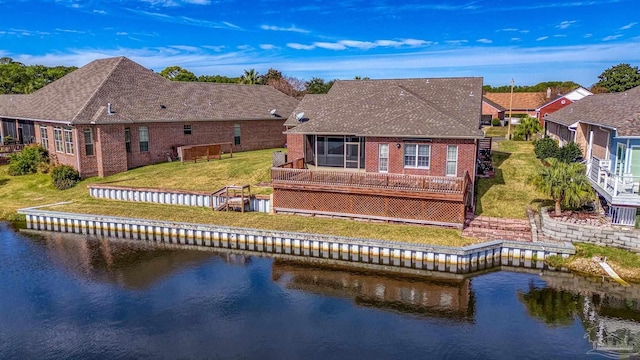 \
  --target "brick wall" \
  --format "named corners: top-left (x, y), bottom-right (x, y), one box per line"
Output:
top-left (286, 133), bottom-right (304, 161)
top-left (96, 124), bottom-right (128, 177)
top-left (34, 123), bottom-right (78, 170)
top-left (364, 137), bottom-right (476, 179)
top-left (538, 97), bottom-right (573, 123)
top-left (482, 102), bottom-right (503, 120)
